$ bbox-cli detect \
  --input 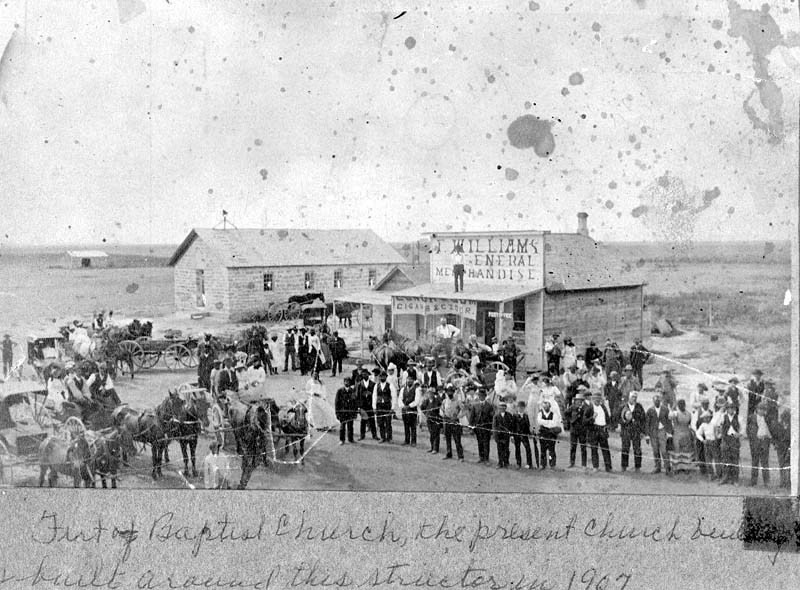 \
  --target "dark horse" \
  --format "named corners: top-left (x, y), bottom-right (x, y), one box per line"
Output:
top-left (156, 389), bottom-right (210, 479)
top-left (87, 428), bottom-right (133, 488)
top-left (113, 405), bottom-right (167, 479)
top-left (228, 397), bottom-right (276, 489)
top-left (278, 401), bottom-right (308, 463)
top-left (38, 435), bottom-right (93, 488)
